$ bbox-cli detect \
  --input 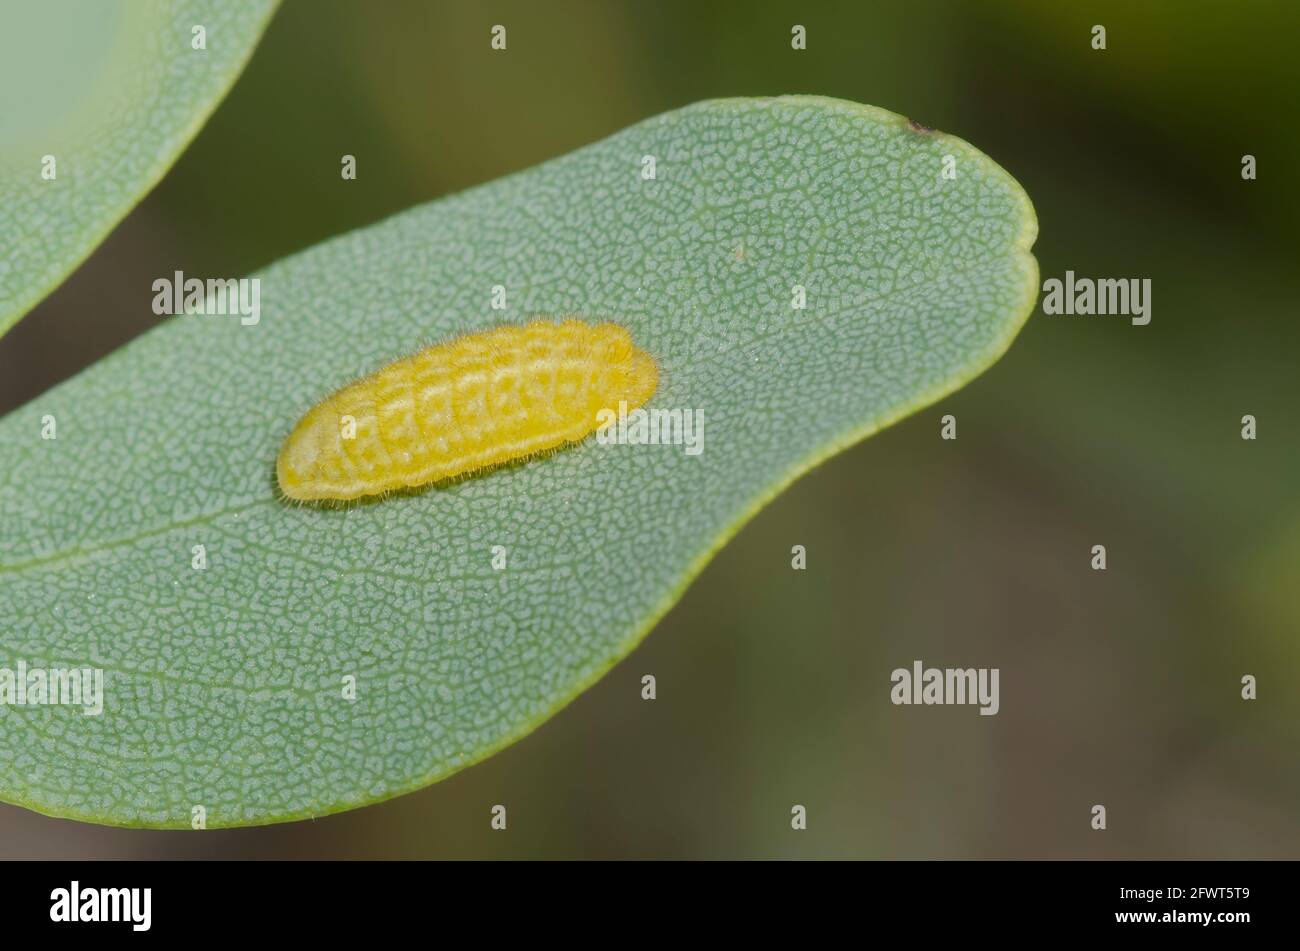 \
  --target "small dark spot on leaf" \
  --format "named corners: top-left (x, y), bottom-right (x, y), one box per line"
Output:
top-left (907, 118), bottom-right (934, 133)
